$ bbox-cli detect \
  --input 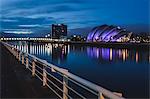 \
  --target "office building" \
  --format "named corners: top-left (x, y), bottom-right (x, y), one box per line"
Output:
top-left (52, 24), bottom-right (67, 39)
